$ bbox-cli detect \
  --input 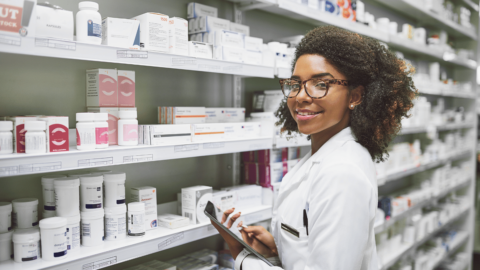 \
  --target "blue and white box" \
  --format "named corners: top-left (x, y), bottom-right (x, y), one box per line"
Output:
top-left (187, 2), bottom-right (218, 19)
top-left (214, 30), bottom-right (245, 48)
top-left (196, 16), bottom-right (230, 33)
